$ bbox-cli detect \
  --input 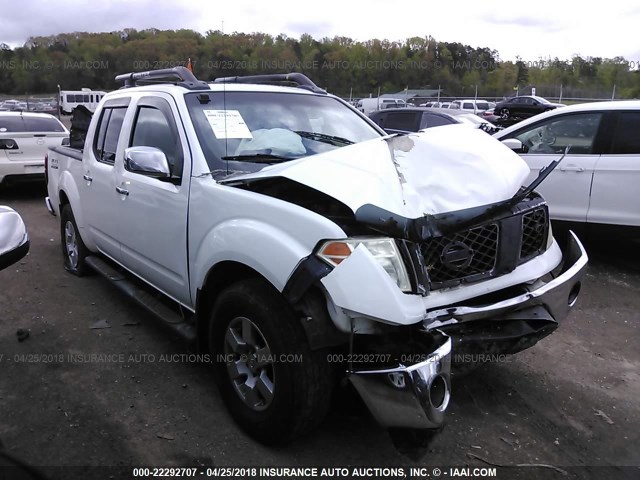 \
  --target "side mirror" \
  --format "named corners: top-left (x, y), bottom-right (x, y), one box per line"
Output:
top-left (0, 206), bottom-right (30, 271)
top-left (502, 138), bottom-right (524, 151)
top-left (124, 146), bottom-right (171, 178)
